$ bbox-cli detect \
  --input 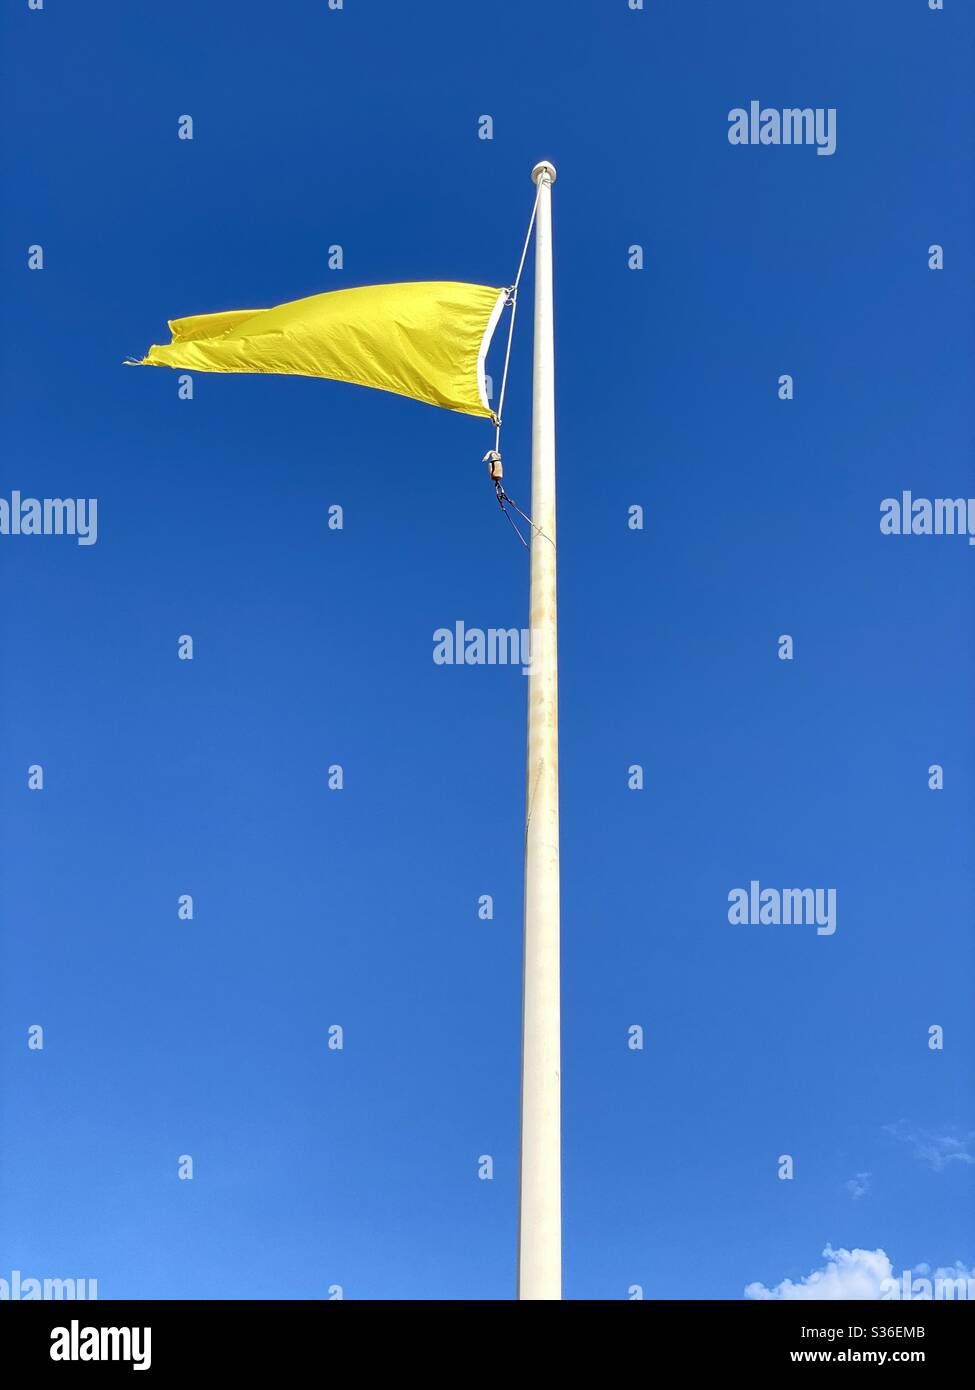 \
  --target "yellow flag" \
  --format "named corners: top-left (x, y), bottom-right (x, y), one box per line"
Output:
top-left (133, 281), bottom-right (508, 419)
